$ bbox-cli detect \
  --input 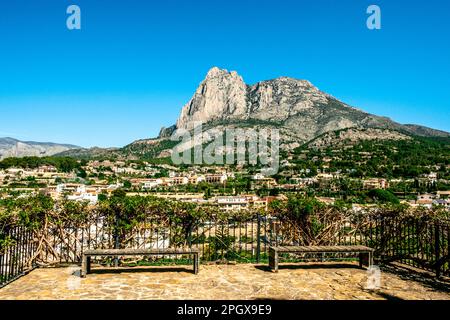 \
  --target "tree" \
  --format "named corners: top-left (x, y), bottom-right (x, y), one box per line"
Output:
top-left (368, 189), bottom-right (399, 204)
top-left (77, 168), bottom-right (87, 179)
top-left (123, 180), bottom-right (132, 189)
top-left (203, 187), bottom-right (211, 200)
